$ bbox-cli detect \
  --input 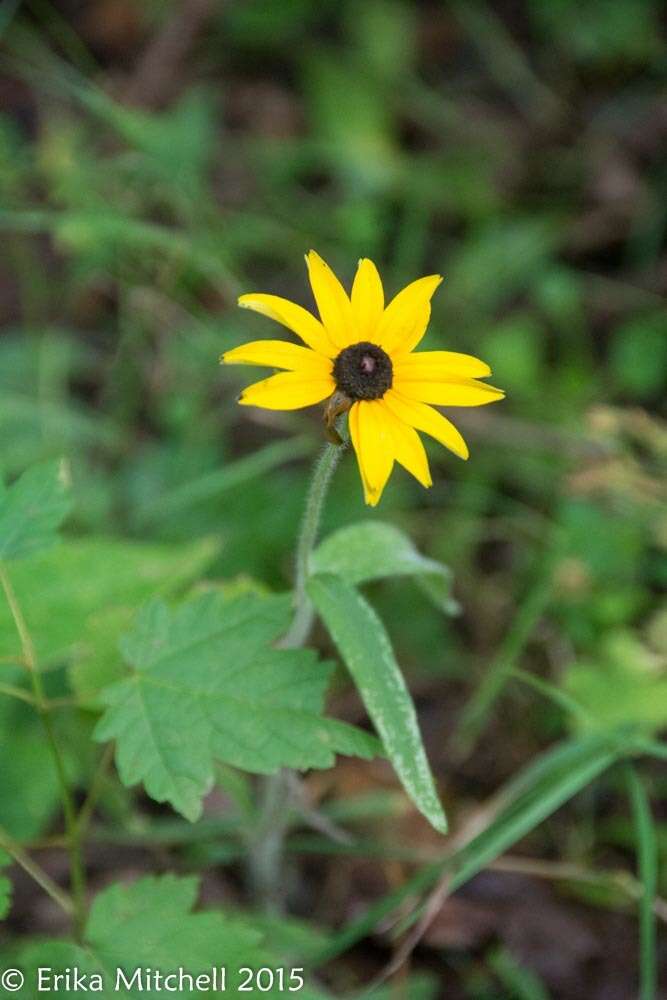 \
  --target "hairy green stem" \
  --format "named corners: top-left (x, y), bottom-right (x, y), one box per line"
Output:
top-left (280, 441), bottom-right (345, 650)
top-left (248, 440), bottom-right (345, 909)
top-left (247, 771), bottom-right (293, 910)
top-left (0, 563), bottom-right (87, 939)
